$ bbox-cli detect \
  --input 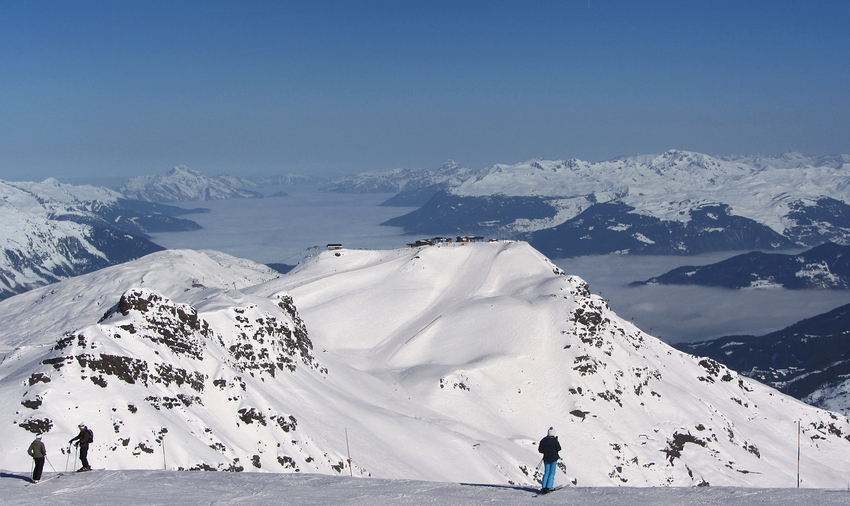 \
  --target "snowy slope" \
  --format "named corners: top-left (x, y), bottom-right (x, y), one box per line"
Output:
top-left (4, 470), bottom-right (850, 505)
top-left (2, 243), bottom-right (850, 488)
top-left (0, 179), bottom-right (178, 300)
top-left (120, 166), bottom-right (263, 202)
